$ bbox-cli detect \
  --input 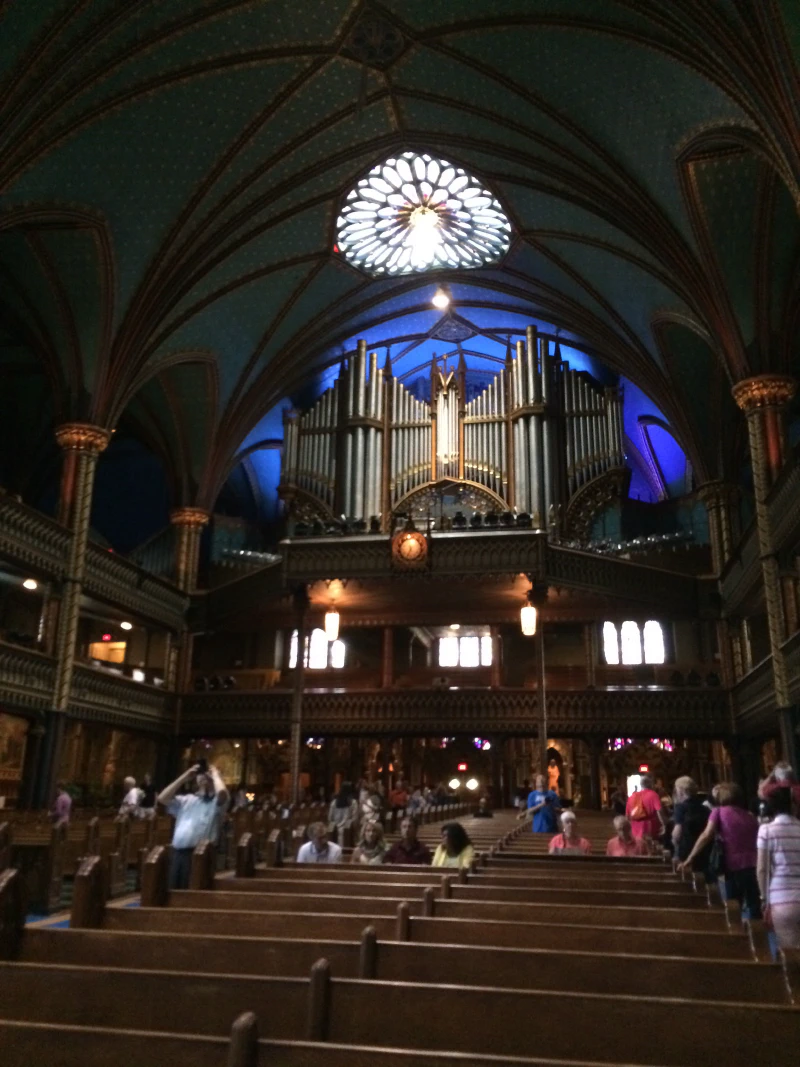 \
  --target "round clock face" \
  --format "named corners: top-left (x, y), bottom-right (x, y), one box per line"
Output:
top-left (393, 530), bottom-right (427, 568)
top-left (399, 535), bottom-right (423, 560)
